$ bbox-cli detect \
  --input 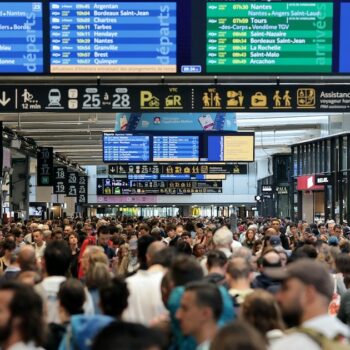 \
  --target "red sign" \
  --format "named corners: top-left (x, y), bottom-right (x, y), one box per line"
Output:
top-left (297, 175), bottom-right (324, 191)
